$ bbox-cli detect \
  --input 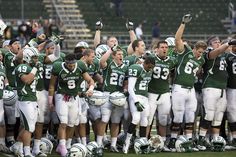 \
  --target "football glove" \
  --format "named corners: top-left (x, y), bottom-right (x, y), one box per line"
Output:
top-left (135, 102), bottom-right (145, 112)
top-left (5, 85), bottom-right (13, 91)
top-left (95, 20), bottom-right (103, 30)
top-left (228, 39), bottom-right (236, 45)
top-left (48, 33), bottom-right (62, 45)
top-left (111, 45), bottom-right (122, 52)
top-left (126, 19), bottom-right (134, 31)
top-left (182, 14), bottom-right (192, 24)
